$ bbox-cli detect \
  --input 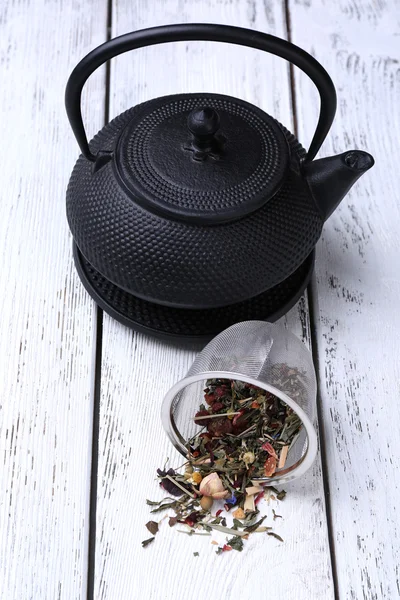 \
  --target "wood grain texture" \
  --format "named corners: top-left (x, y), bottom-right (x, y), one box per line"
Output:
top-left (0, 1), bottom-right (107, 598)
top-left (95, 1), bottom-right (334, 598)
top-left (289, 0), bottom-right (400, 598)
